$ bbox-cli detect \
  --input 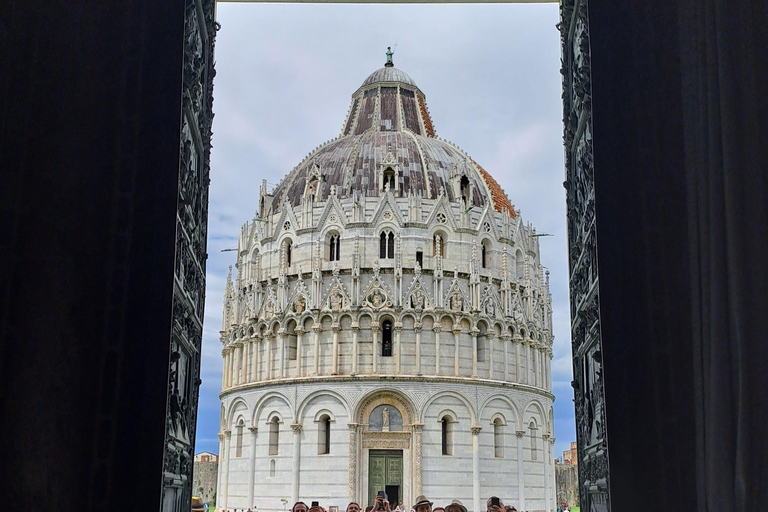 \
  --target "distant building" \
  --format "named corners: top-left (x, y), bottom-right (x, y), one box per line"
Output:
top-left (555, 442), bottom-right (579, 507)
top-left (193, 452), bottom-right (219, 504)
top-left (562, 442), bottom-right (578, 465)
top-left (195, 451), bottom-right (219, 463)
